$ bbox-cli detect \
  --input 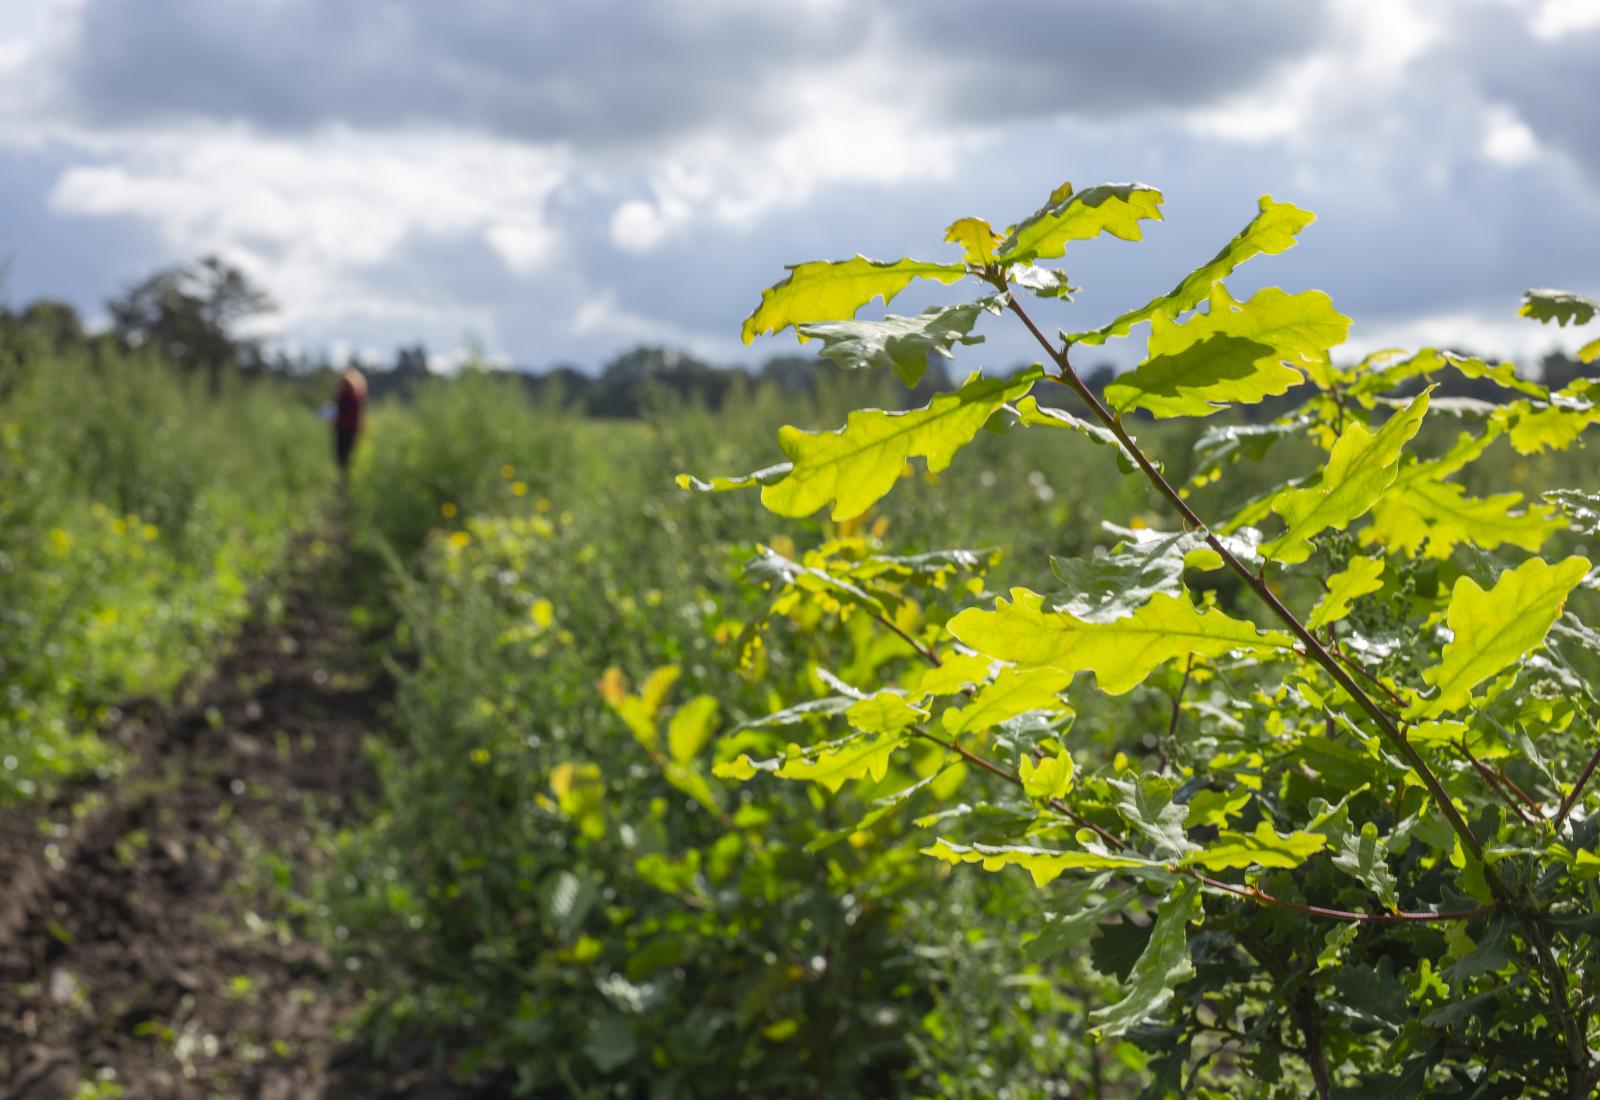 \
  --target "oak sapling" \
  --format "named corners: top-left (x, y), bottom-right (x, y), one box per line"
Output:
top-left (693, 180), bottom-right (1600, 1098)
